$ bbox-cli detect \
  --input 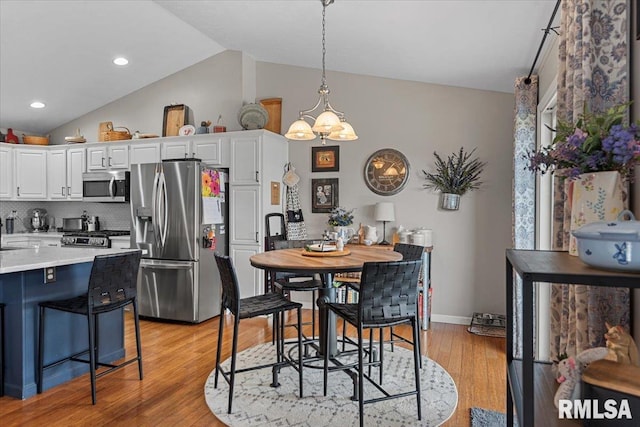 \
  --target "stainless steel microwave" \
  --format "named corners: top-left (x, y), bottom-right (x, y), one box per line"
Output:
top-left (82, 171), bottom-right (130, 202)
